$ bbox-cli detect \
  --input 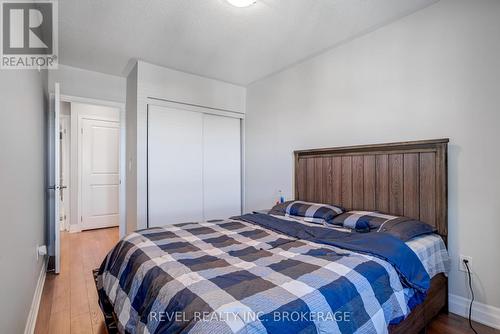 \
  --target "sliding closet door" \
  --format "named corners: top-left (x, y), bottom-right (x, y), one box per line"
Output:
top-left (203, 114), bottom-right (241, 220)
top-left (148, 105), bottom-right (203, 227)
